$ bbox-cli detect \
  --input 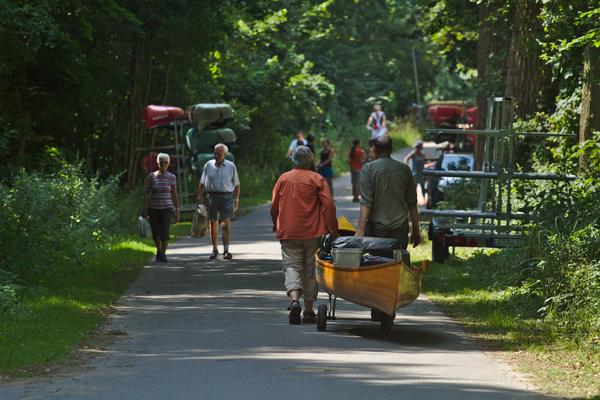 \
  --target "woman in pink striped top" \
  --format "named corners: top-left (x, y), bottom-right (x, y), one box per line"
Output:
top-left (143, 153), bottom-right (180, 262)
